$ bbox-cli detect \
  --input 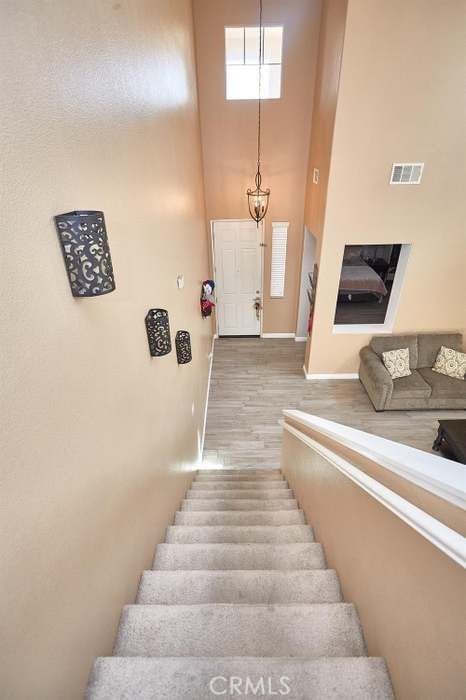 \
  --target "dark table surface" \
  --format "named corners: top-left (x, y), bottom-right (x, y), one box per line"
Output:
top-left (434, 420), bottom-right (466, 464)
top-left (437, 419), bottom-right (466, 436)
